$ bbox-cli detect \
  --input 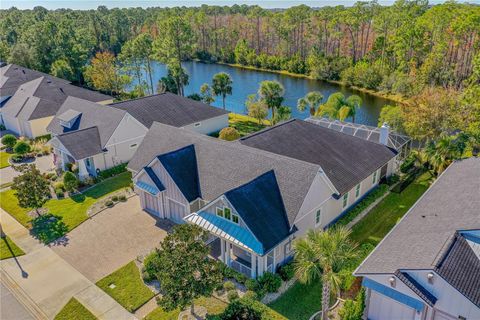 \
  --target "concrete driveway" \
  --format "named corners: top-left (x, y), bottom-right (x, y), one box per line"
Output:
top-left (51, 196), bottom-right (174, 282)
